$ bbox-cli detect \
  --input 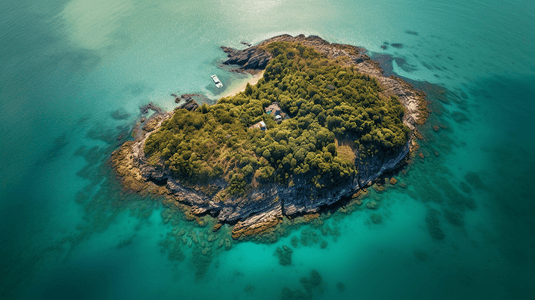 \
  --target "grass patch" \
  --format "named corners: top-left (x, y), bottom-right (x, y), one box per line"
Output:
top-left (335, 139), bottom-right (356, 164)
